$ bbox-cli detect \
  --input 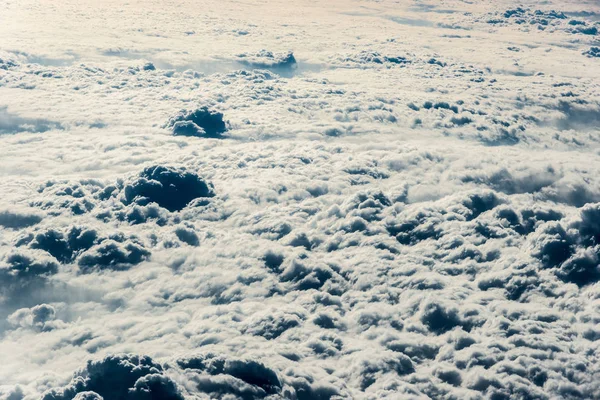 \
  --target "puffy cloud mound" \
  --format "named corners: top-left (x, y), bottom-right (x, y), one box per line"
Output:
top-left (77, 239), bottom-right (150, 273)
top-left (122, 165), bottom-right (215, 212)
top-left (531, 203), bottom-right (600, 286)
top-left (42, 354), bottom-right (183, 400)
top-left (584, 47), bottom-right (600, 58)
top-left (17, 226), bottom-right (99, 263)
top-left (1, 249), bottom-right (59, 280)
top-left (17, 226), bottom-right (150, 272)
top-left (166, 107), bottom-right (228, 138)
top-left (177, 353), bottom-right (282, 398)
top-left (0, 249), bottom-right (60, 303)
top-left (420, 301), bottom-right (472, 334)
